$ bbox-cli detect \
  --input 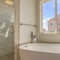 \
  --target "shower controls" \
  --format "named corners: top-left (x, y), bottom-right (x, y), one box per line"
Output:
top-left (31, 32), bottom-right (36, 43)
